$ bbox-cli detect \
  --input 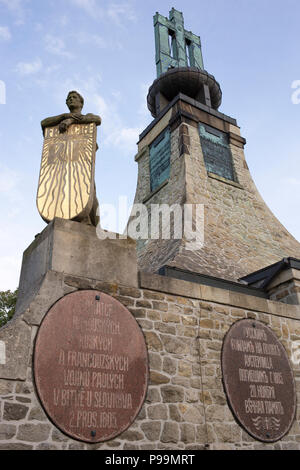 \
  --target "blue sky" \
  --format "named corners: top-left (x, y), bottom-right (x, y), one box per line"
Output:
top-left (0, 0), bottom-right (300, 290)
